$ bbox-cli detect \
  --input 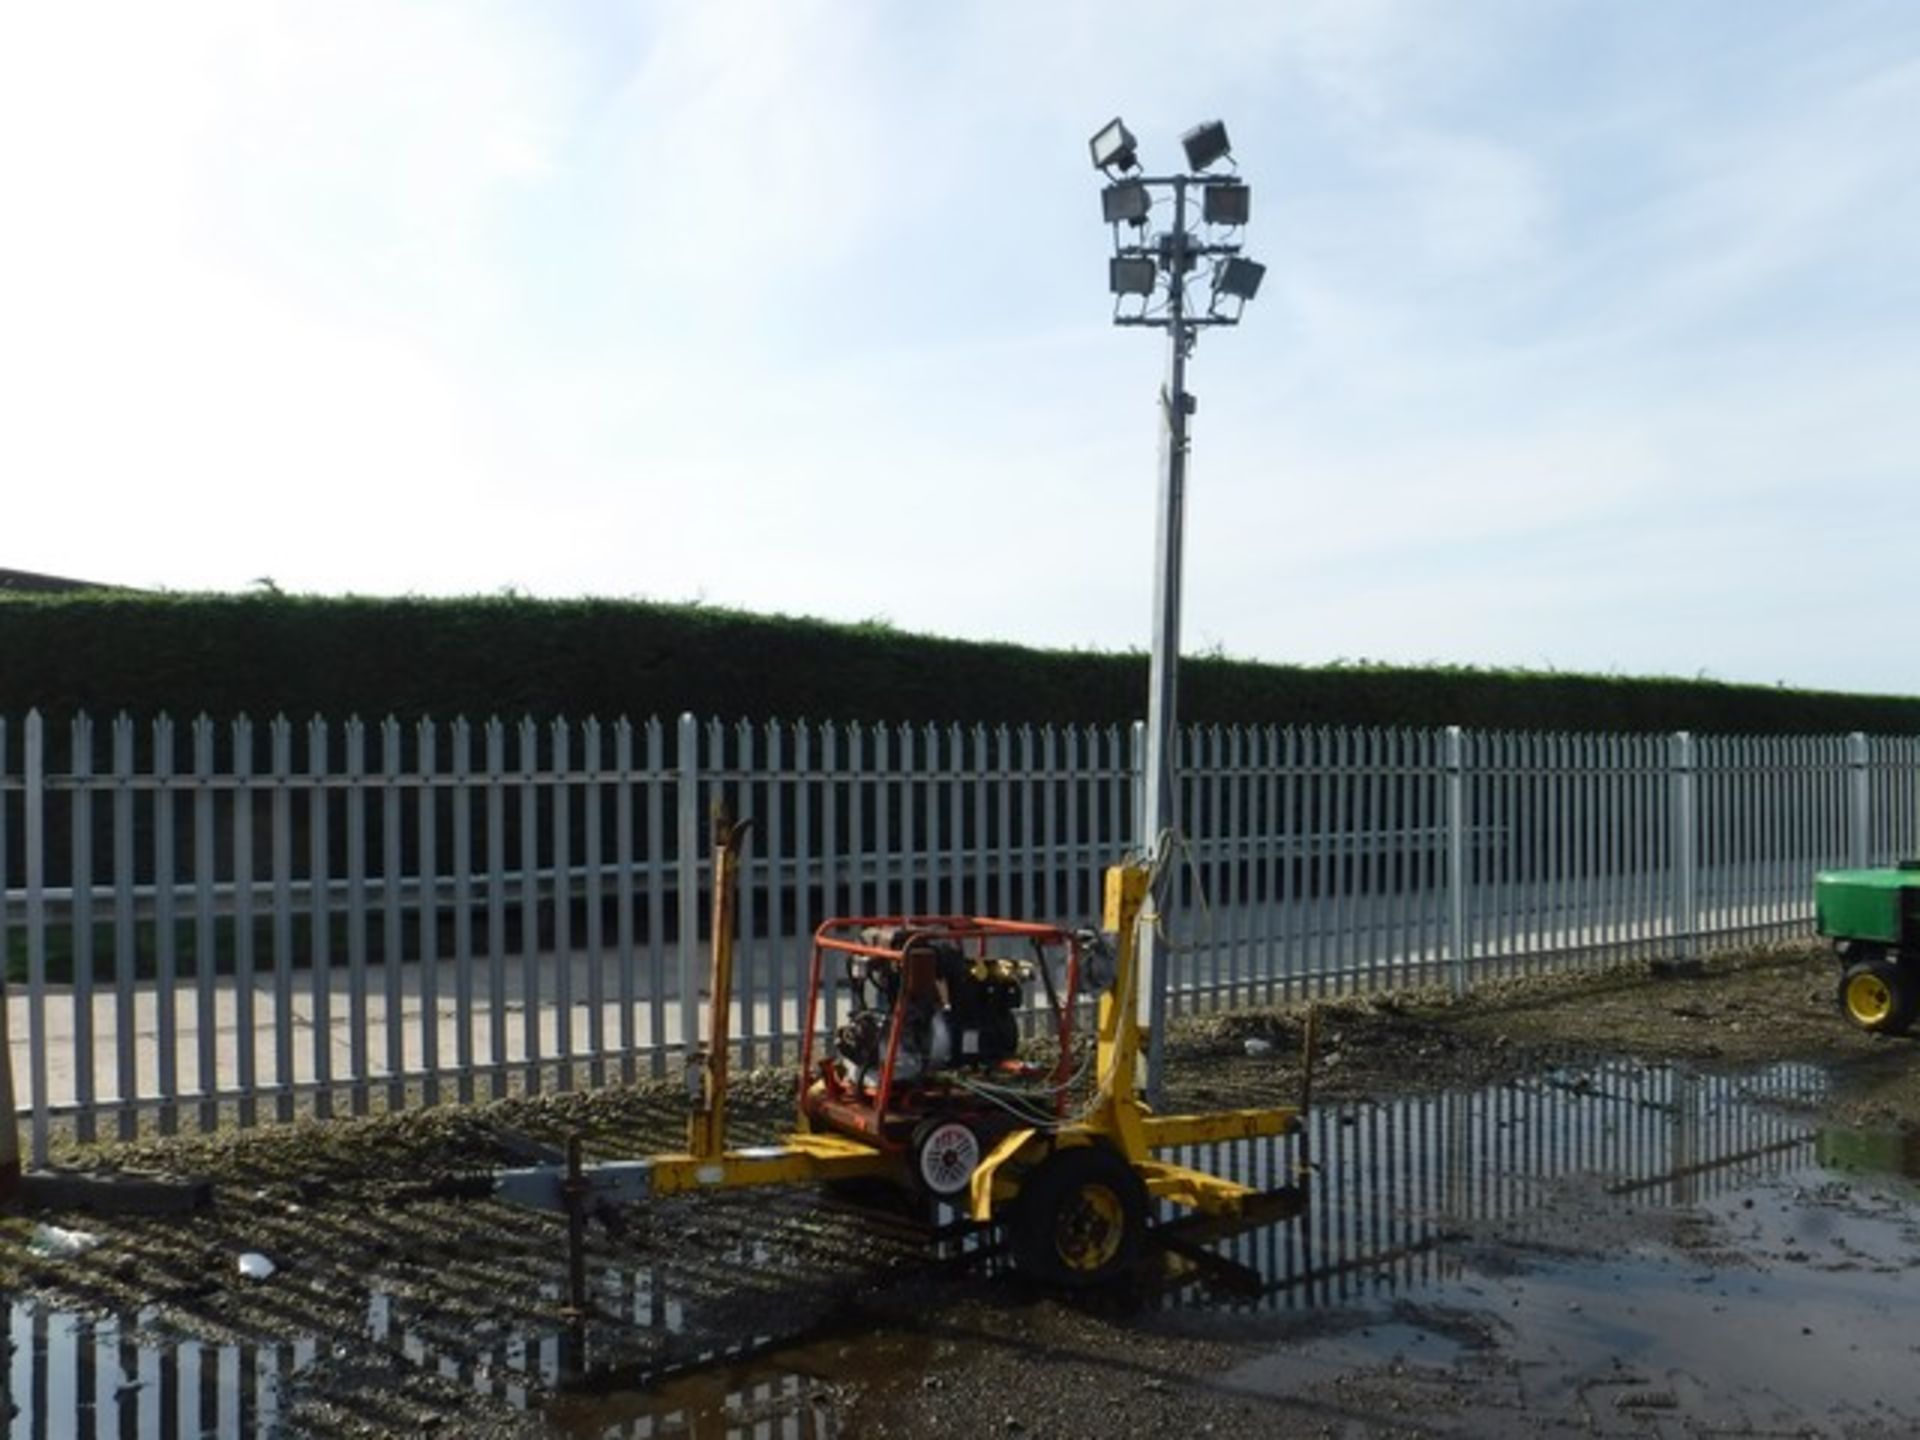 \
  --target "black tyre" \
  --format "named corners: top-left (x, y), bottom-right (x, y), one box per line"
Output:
top-left (1010, 1143), bottom-right (1147, 1289)
top-left (1839, 955), bottom-right (1919, 1036)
